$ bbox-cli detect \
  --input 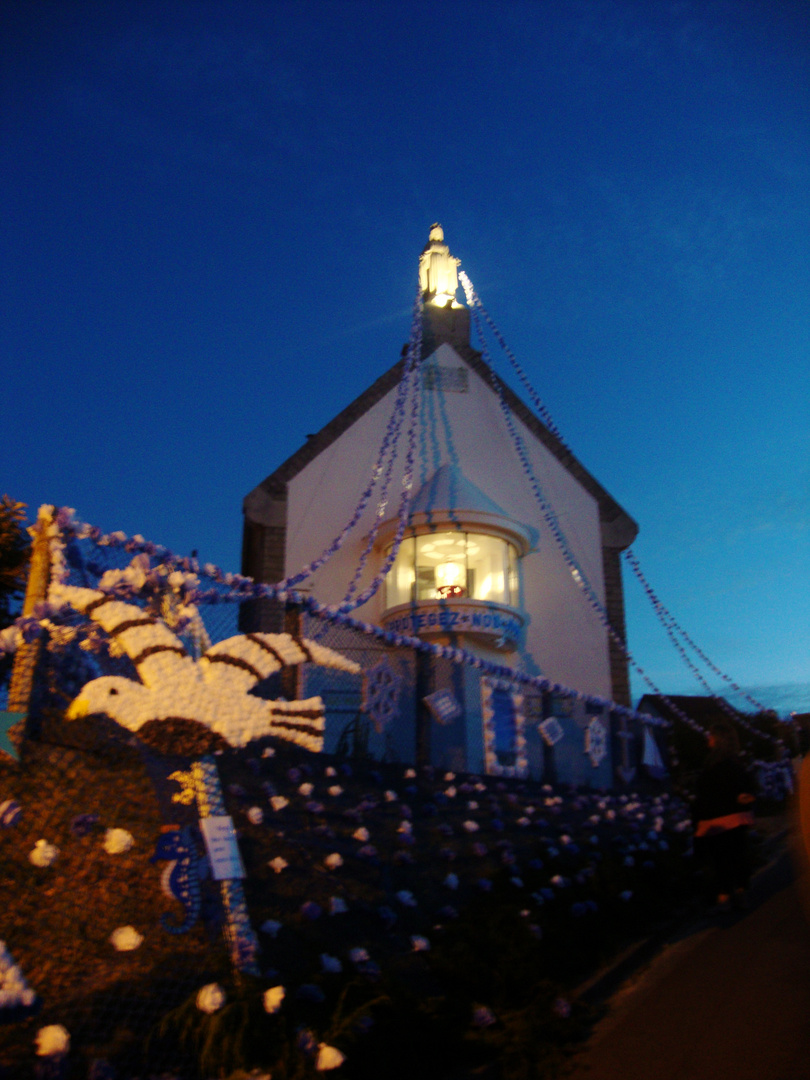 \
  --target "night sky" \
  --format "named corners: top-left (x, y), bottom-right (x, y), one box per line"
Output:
top-left (3, 1), bottom-right (809, 710)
